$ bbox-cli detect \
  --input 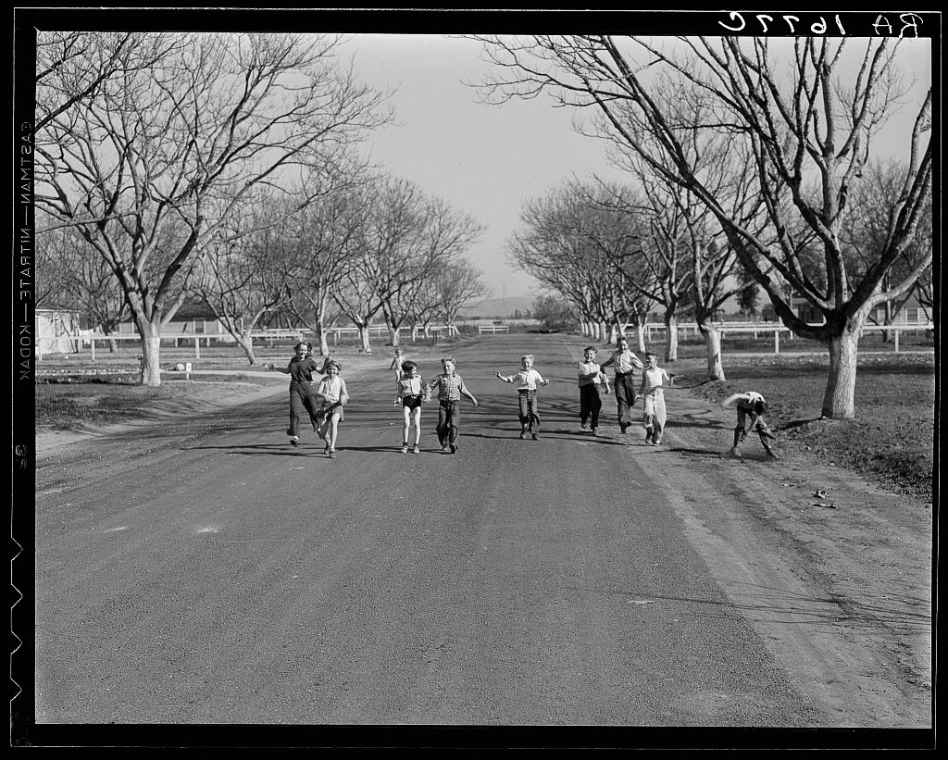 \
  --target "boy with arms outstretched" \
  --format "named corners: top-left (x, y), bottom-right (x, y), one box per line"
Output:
top-left (496, 354), bottom-right (550, 440)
